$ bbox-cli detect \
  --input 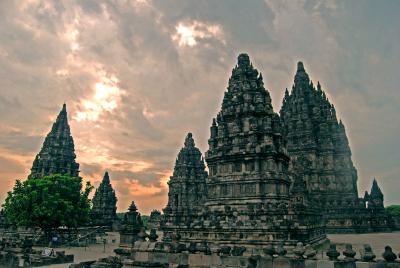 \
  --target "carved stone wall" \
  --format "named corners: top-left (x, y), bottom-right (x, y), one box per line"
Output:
top-left (163, 54), bottom-right (326, 247)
